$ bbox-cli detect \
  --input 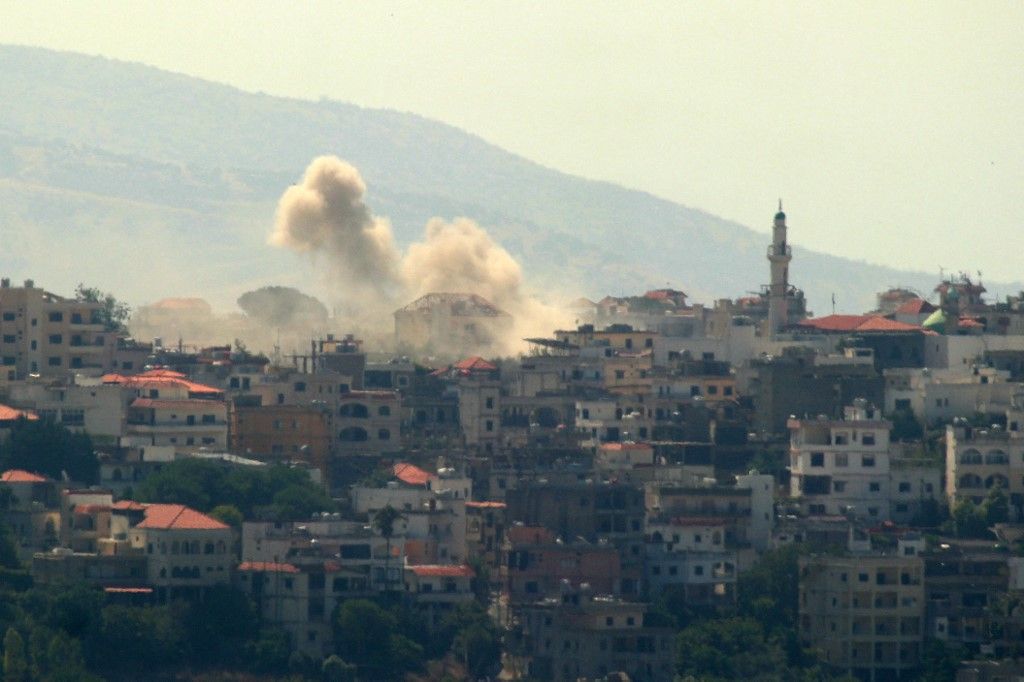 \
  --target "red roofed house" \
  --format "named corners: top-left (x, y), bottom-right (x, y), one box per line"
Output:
top-left (124, 396), bottom-right (227, 452)
top-left (403, 563), bottom-right (477, 628)
top-left (128, 503), bottom-right (232, 601)
top-left (0, 470), bottom-right (59, 561)
top-left (893, 298), bottom-right (937, 326)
